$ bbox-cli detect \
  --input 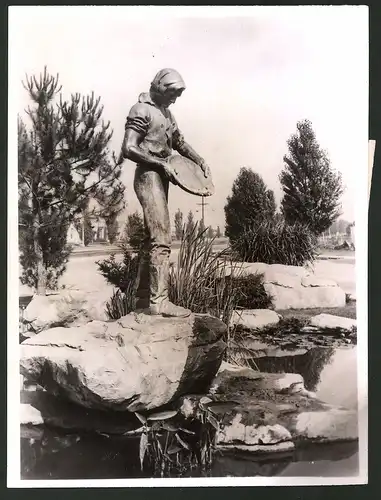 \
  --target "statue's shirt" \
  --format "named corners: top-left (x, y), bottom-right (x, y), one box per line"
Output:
top-left (125, 92), bottom-right (185, 159)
